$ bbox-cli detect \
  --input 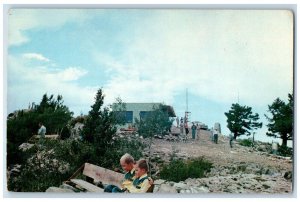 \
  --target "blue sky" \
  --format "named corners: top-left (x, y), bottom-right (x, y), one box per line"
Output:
top-left (6, 9), bottom-right (293, 144)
